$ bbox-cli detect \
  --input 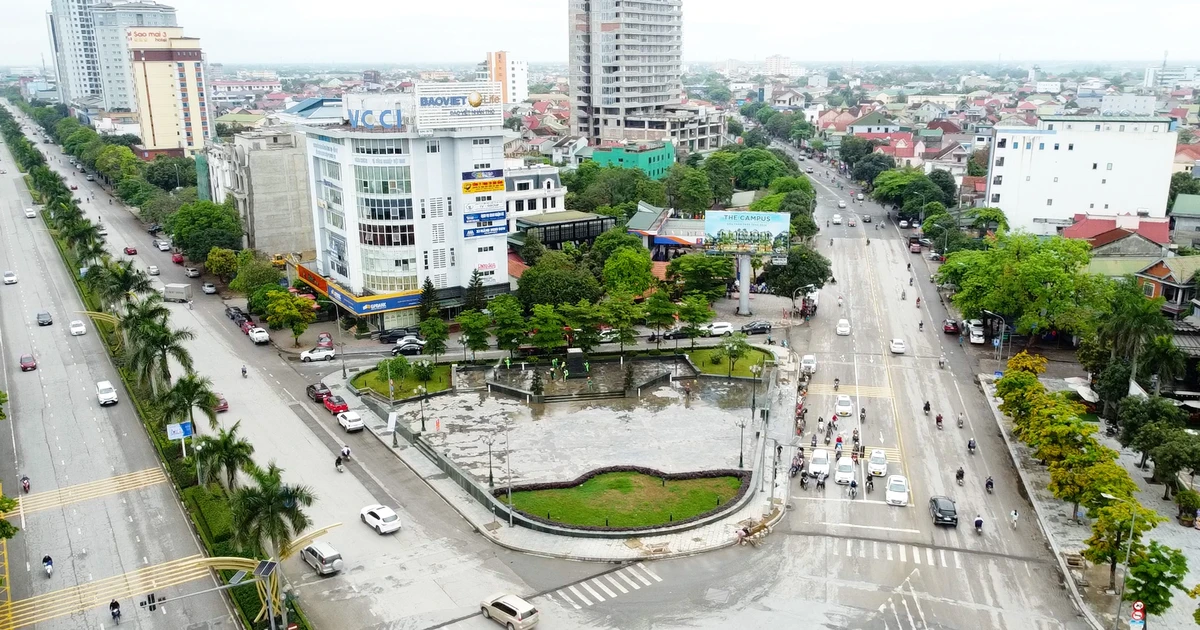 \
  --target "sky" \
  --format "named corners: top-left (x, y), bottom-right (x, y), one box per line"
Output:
top-left (3, 0), bottom-right (1199, 68)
